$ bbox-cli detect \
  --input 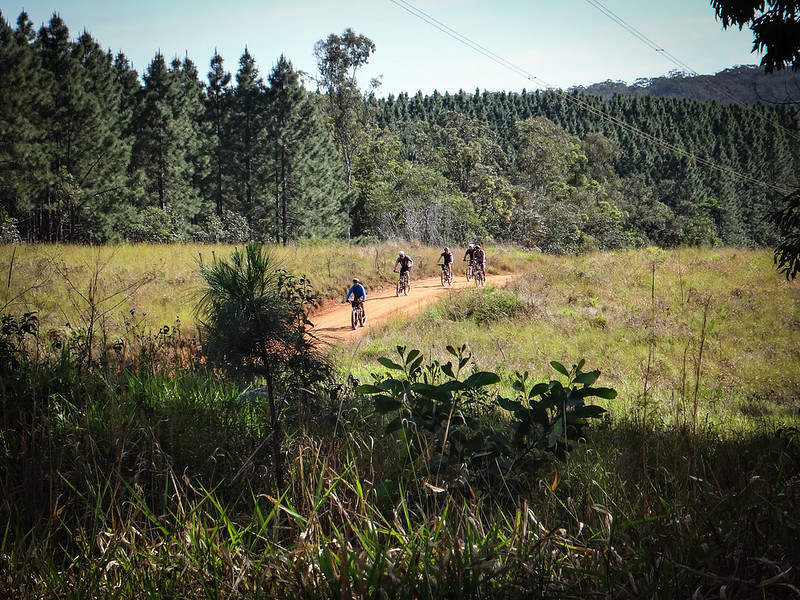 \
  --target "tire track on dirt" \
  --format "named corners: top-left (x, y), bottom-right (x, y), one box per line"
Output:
top-left (310, 272), bottom-right (515, 347)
